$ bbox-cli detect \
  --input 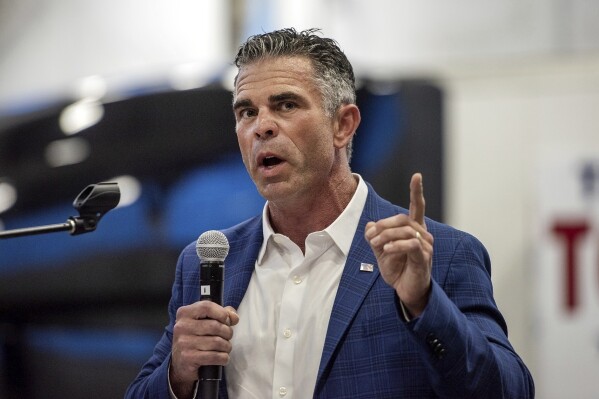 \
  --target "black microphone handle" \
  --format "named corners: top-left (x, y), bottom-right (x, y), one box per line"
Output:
top-left (198, 260), bottom-right (224, 399)
top-left (199, 260), bottom-right (224, 303)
